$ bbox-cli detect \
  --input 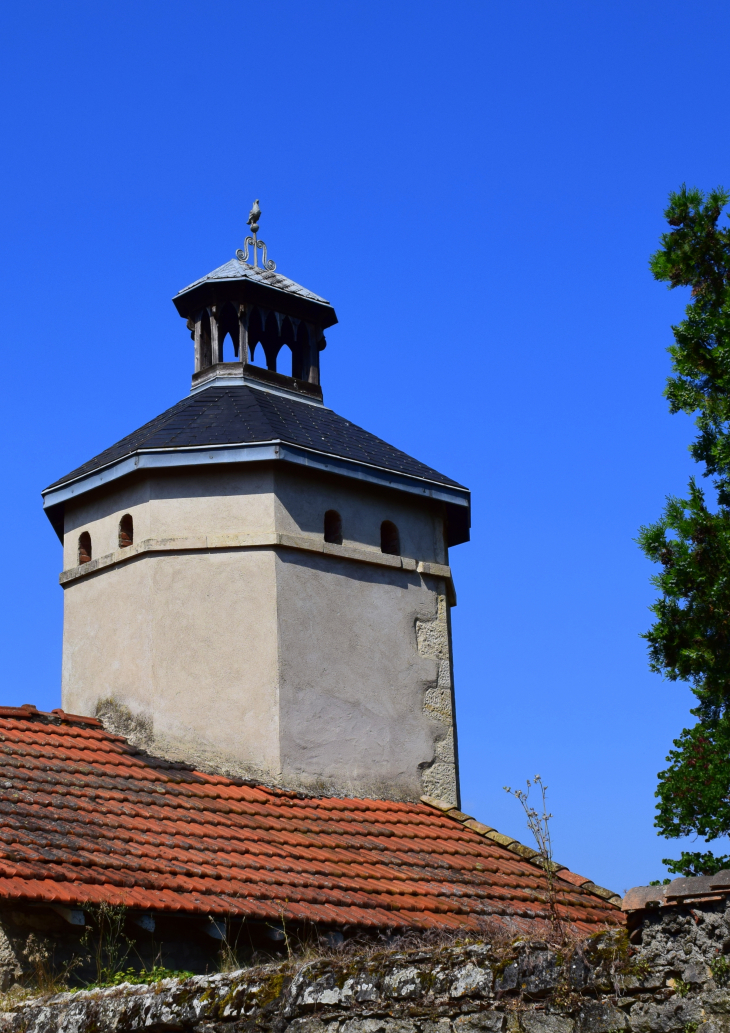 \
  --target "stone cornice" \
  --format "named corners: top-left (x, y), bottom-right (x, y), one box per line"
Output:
top-left (60, 531), bottom-right (454, 592)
